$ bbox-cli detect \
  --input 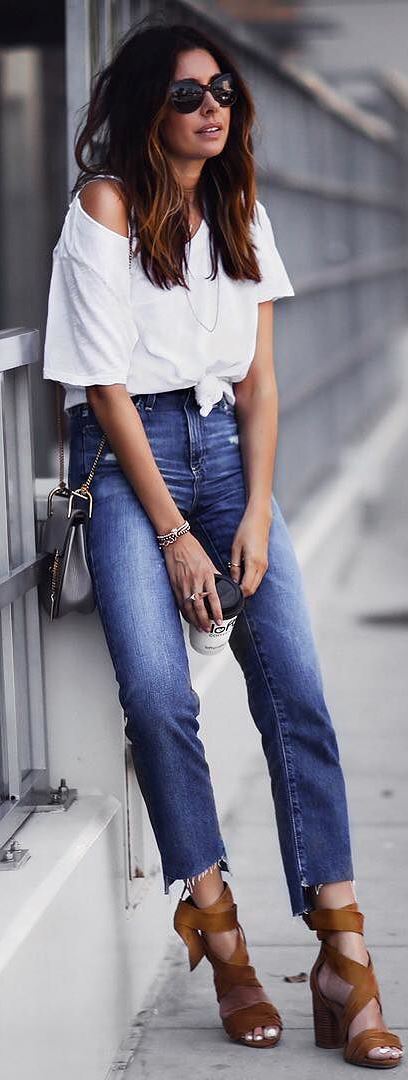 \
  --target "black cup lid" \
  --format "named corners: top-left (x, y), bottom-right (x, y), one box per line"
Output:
top-left (203, 574), bottom-right (244, 619)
